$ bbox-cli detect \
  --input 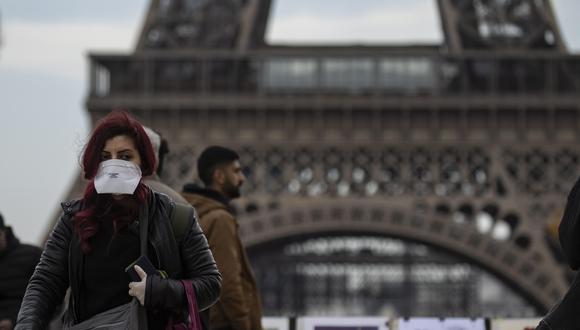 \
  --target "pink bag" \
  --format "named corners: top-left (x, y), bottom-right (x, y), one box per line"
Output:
top-left (166, 280), bottom-right (202, 330)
